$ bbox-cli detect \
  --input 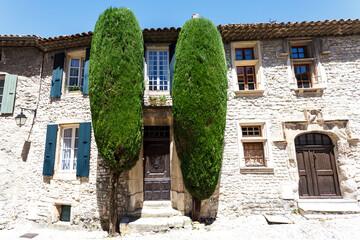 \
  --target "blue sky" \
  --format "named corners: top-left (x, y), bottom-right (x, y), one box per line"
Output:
top-left (1, 0), bottom-right (359, 38)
